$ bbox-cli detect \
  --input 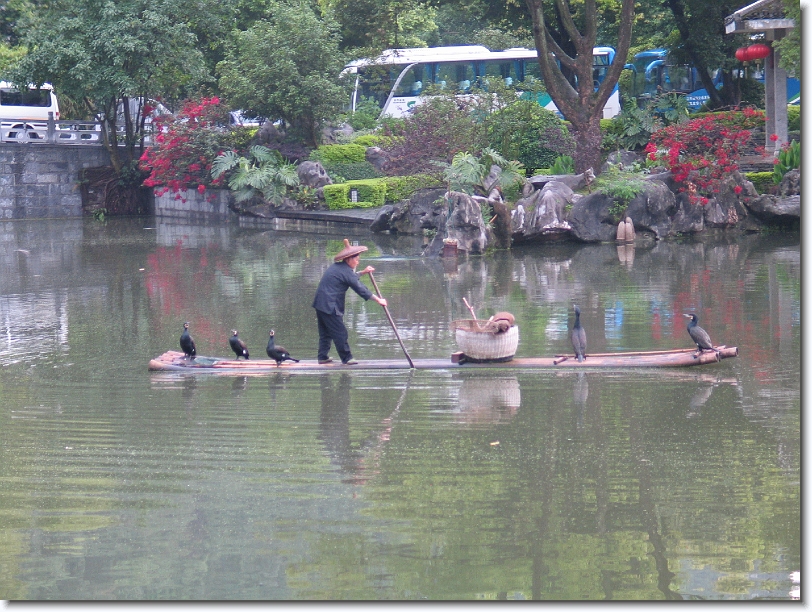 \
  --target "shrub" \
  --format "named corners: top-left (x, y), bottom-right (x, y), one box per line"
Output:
top-left (550, 155), bottom-right (574, 174)
top-left (139, 97), bottom-right (234, 195)
top-left (310, 143), bottom-right (367, 164)
top-left (787, 105), bottom-right (800, 131)
top-left (321, 161), bottom-right (381, 182)
top-left (345, 96), bottom-right (382, 131)
top-left (323, 179), bottom-right (386, 209)
top-left (773, 139), bottom-right (800, 184)
top-left (382, 174), bottom-right (443, 202)
top-left (210, 145), bottom-right (299, 204)
top-left (645, 107), bottom-right (765, 205)
top-left (381, 95), bottom-right (487, 177)
top-left (485, 100), bottom-right (574, 171)
top-left (593, 166), bottom-right (648, 220)
top-left (745, 171), bottom-right (774, 194)
top-left (352, 133), bottom-right (396, 148)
